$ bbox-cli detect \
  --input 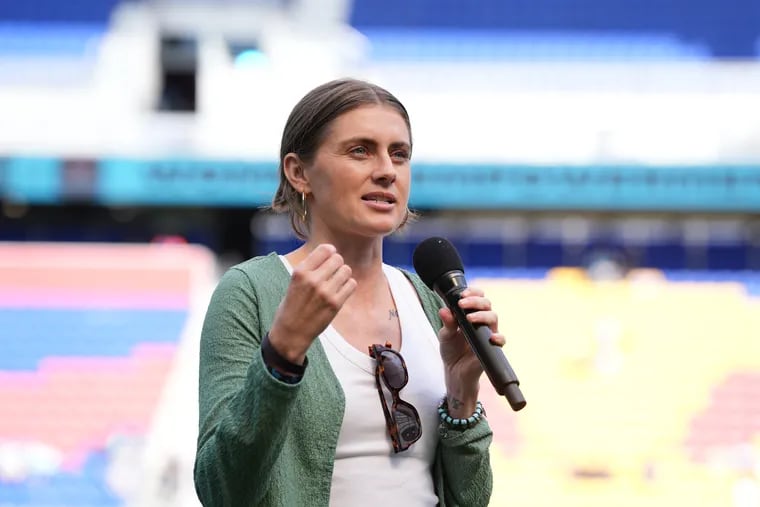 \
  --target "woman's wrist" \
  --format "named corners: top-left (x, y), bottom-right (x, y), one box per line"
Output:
top-left (267, 328), bottom-right (308, 366)
top-left (261, 332), bottom-right (307, 376)
top-left (444, 377), bottom-right (480, 418)
top-left (445, 395), bottom-right (477, 419)
top-left (438, 398), bottom-right (486, 430)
